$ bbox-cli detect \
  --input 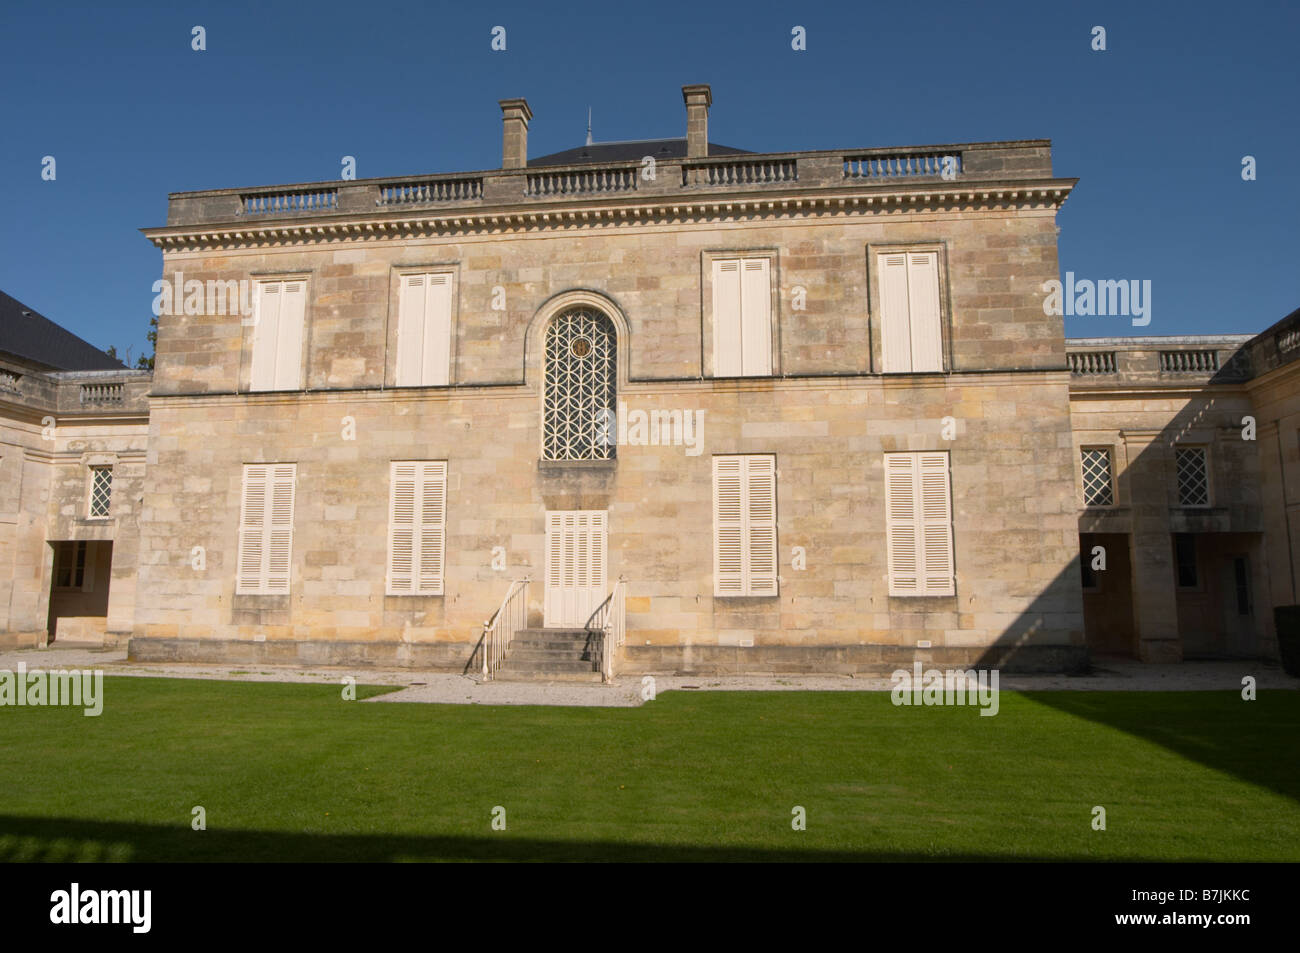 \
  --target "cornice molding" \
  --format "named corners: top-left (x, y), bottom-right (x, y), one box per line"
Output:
top-left (142, 183), bottom-right (1076, 253)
